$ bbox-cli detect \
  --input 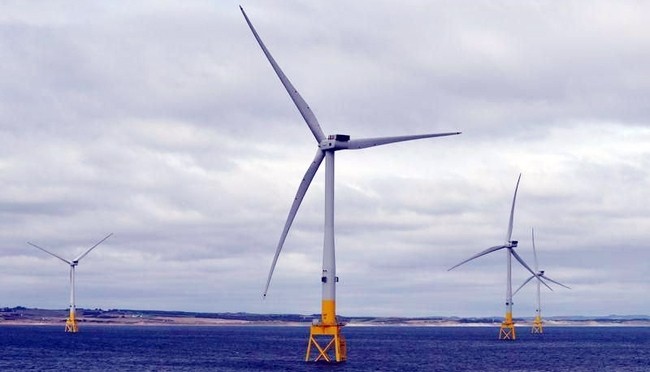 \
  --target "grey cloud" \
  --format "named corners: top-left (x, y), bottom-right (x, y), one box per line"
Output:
top-left (0, 0), bottom-right (648, 317)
